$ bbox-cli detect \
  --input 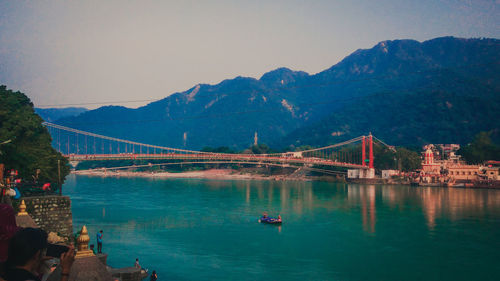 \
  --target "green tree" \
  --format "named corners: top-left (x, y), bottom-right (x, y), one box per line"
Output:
top-left (395, 147), bottom-right (421, 172)
top-left (201, 146), bottom-right (235, 153)
top-left (250, 144), bottom-right (273, 154)
top-left (294, 145), bottom-right (314, 152)
top-left (0, 85), bottom-right (70, 183)
top-left (374, 145), bottom-right (421, 172)
top-left (458, 132), bottom-right (500, 164)
top-left (373, 146), bottom-right (396, 170)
